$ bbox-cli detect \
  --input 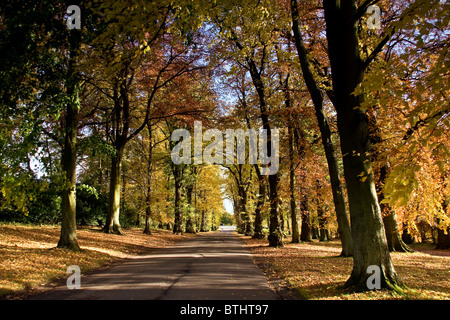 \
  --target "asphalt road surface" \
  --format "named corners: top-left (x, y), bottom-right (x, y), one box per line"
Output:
top-left (28, 230), bottom-right (277, 300)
